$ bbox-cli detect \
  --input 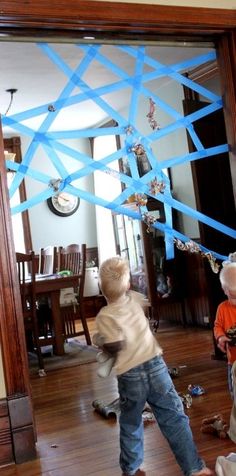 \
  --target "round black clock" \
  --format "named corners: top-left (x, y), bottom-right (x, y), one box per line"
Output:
top-left (47, 192), bottom-right (80, 217)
